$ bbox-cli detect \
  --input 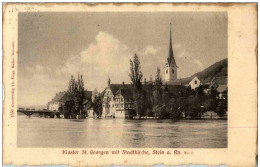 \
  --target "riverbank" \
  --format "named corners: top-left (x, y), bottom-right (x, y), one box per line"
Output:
top-left (18, 112), bottom-right (227, 120)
